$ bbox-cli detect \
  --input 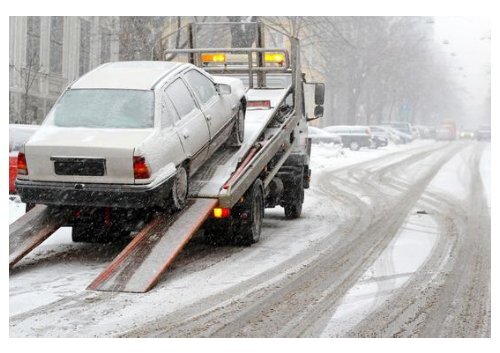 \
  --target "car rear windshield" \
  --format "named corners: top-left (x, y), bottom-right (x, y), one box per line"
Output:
top-left (51, 89), bottom-right (154, 128)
